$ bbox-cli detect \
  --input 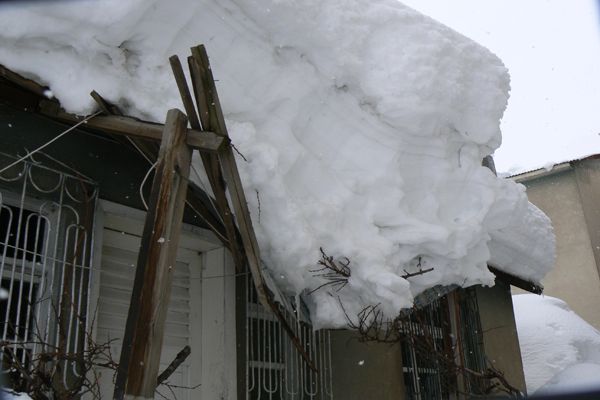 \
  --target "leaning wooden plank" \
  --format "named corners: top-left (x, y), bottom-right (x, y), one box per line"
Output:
top-left (38, 100), bottom-right (225, 153)
top-left (184, 54), bottom-right (247, 271)
top-left (113, 109), bottom-right (192, 400)
top-left (169, 55), bottom-right (201, 129)
top-left (190, 45), bottom-right (266, 300)
top-left (90, 90), bottom-right (124, 116)
top-left (191, 44), bottom-right (318, 371)
top-left (190, 46), bottom-right (229, 135)
top-left (218, 150), bottom-right (266, 301)
top-left (187, 55), bottom-right (211, 130)
top-left (0, 64), bottom-right (48, 96)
